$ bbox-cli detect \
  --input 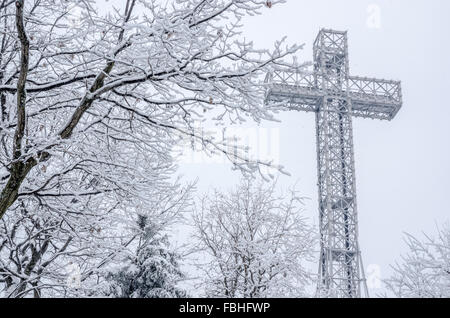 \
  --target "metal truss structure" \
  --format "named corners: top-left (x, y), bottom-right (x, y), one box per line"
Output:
top-left (265, 29), bottom-right (402, 298)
